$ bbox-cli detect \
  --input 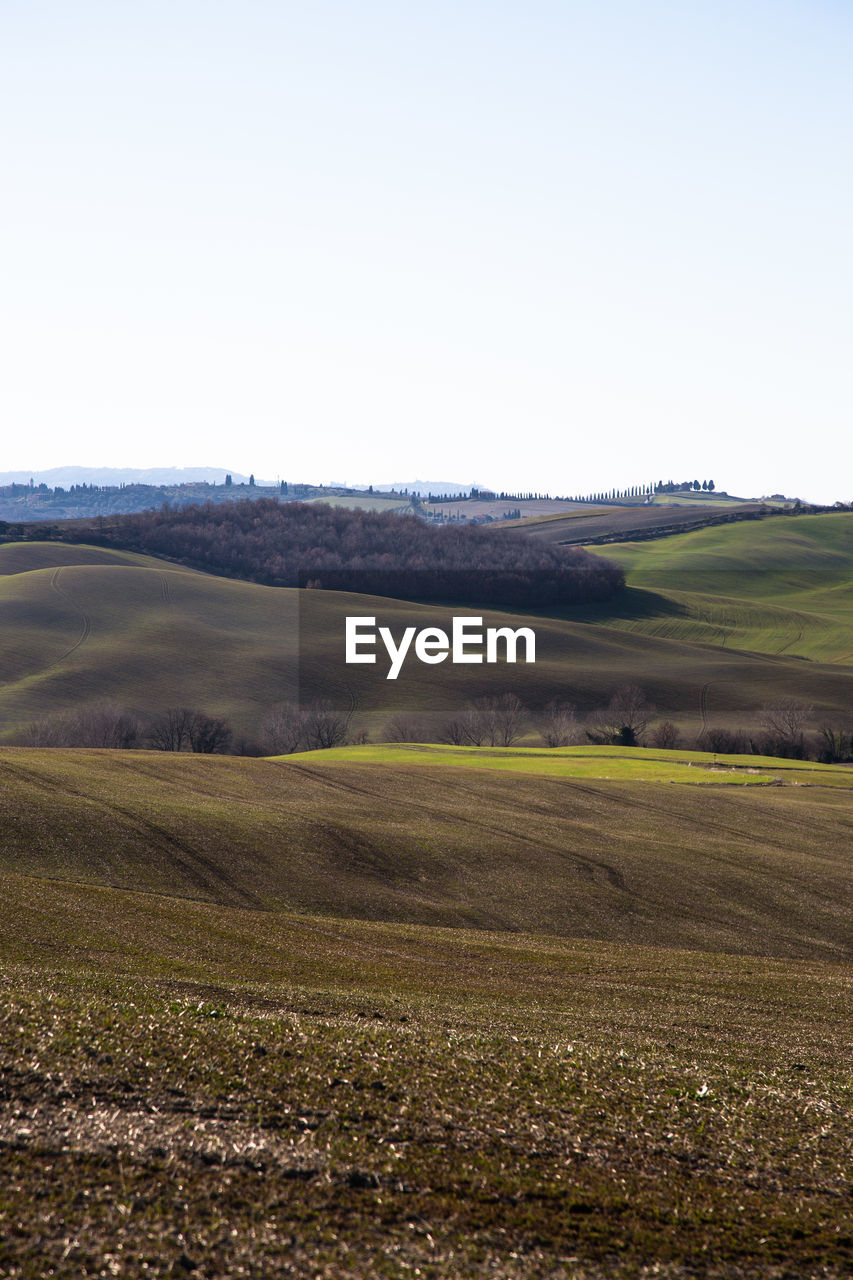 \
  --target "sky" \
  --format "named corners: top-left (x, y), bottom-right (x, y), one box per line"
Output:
top-left (1, 0), bottom-right (851, 503)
